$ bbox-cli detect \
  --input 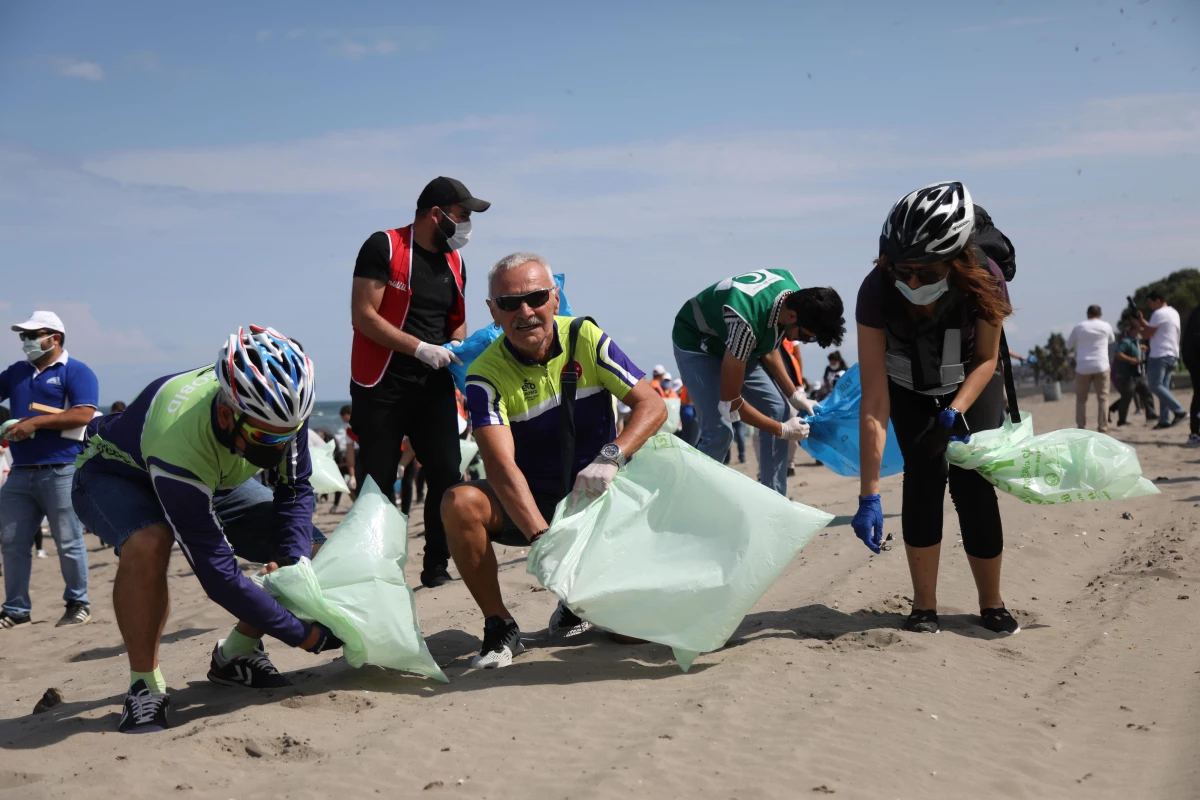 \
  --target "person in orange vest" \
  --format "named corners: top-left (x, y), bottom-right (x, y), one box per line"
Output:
top-left (780, 339), bottom-right (806, 475)
top-left (349, 177), bottom-right (489, 588)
